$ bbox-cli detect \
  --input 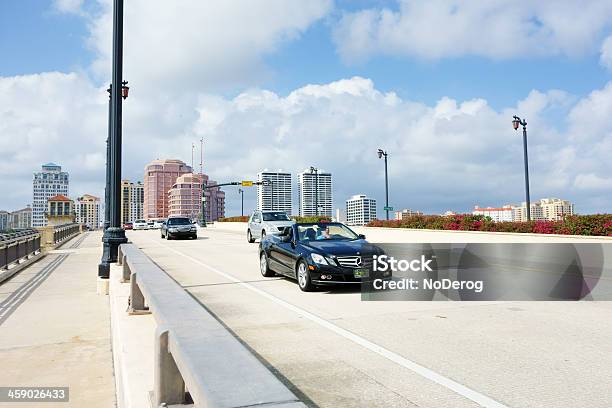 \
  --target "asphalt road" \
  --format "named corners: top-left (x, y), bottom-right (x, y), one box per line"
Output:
top-left (127, 228), bottom-right (612, 408)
